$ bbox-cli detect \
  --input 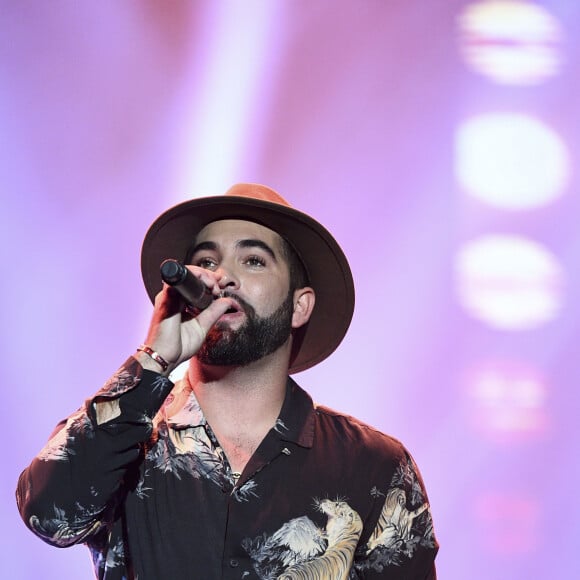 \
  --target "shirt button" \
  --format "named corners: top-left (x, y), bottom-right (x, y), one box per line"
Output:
top-left (229, 558), bottom-right (239, 568)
